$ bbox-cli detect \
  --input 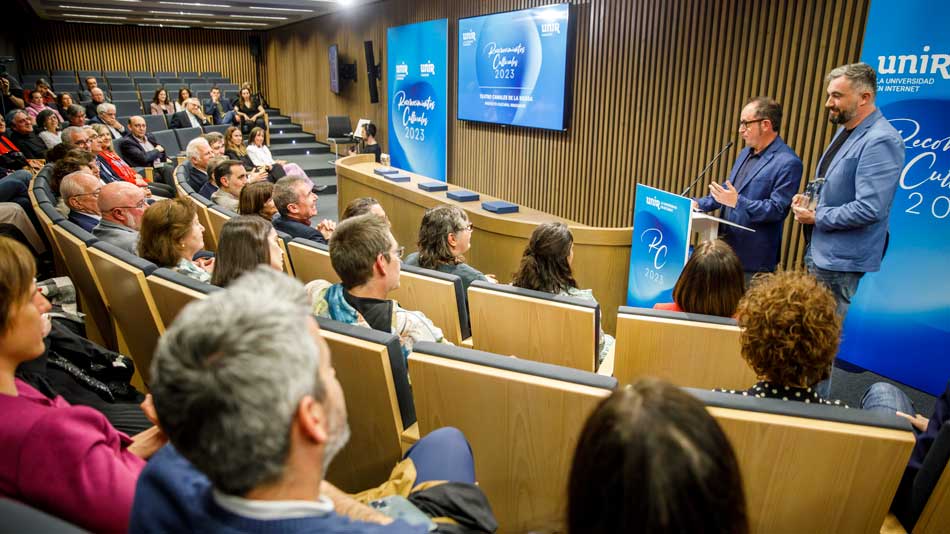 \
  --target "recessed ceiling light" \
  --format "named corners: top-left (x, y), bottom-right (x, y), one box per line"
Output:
top-left (248, 6), bottom-right (311, 12)
top-left (148, 10), bottom-right (215, 17)
top-left (138, 23), bottom-right (190, 28)
top-left (70, 14), bottom-right (128, 19)
top-left (58, 5), bottom-right (133, 12)
top-left (230, 14), bottom-right (288, 20)
top-left (158, 1), bottom-right (231, 7)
